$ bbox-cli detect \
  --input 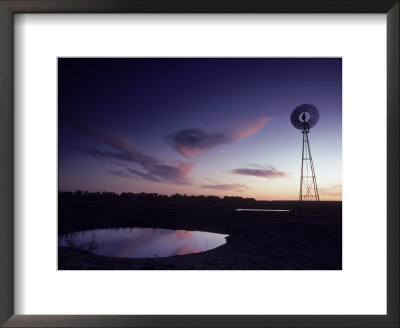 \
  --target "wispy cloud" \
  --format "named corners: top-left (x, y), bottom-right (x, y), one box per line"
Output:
top-left (83, 147), bottom-right (135, 163)
top-left (319, 185), bottom-right (342, 197)
top-left (230, 117), bottom-right (271, 141)
top-left (109, 169), bottom-right (137, 179)
top-left (165, 117), bottom-right (271, 158)
top-left (69, 118), bottom-right (194, 185)
top-left (127, 168), bottom-right (164, 183)
top-left (231, 165), bottom-right (288, 179)
top-left (200, 183), bottom-right (249, 192)
top-left (165, 129), bottom-right (227, 158)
